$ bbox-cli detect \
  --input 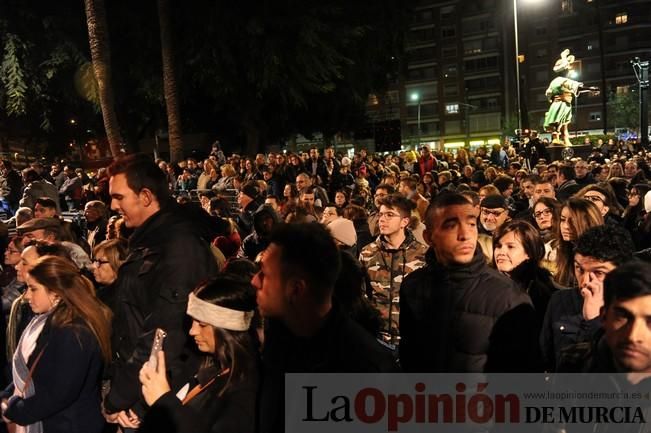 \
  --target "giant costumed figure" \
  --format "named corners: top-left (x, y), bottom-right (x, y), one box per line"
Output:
top-left (543, 49), bottom-right (597, 147)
